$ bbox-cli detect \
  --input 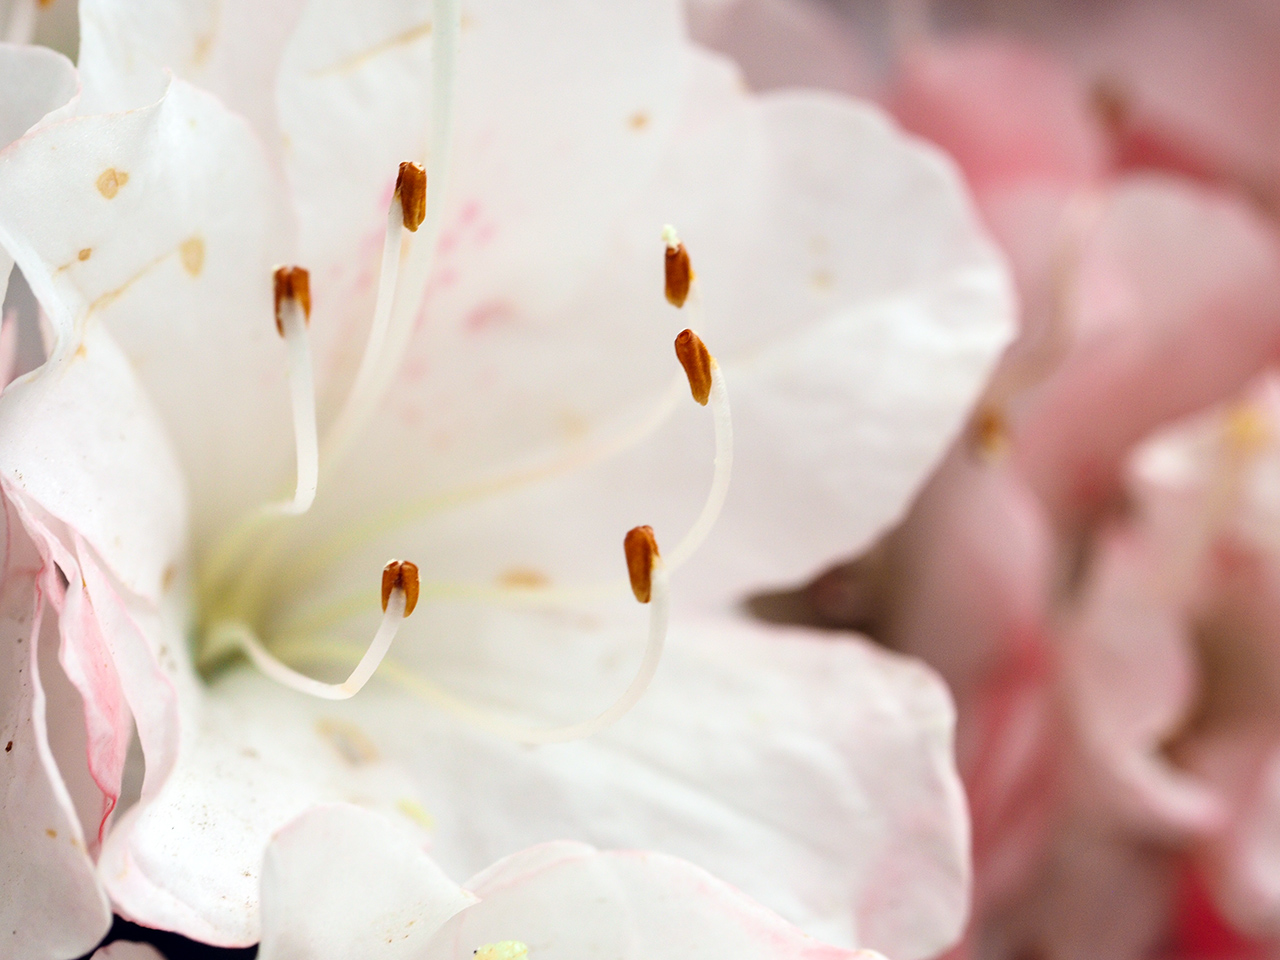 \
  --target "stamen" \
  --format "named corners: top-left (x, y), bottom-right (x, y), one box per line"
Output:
top-left (273, 530), bottom-right (671, 743)
top-left (396, 161), bottom-right (427, 232)
top-left (663, 223), bottom-right (693, 308)
top-left (202, 559), bottom-right (418, 700)
top-left (318, 162), bottom-right (415, 470)
top-left (273, 265), bottom-right (312, 335)
top-left (664, 335), bottom-right (732, 574)
top-left (318, 0), bottom-right (462, 475)
top-left (674, 328), bottom-right (712, 406)
top-left (270, 320), bottom-right (733, 622)
top-left (381, 559), bottom-right (421, 615)
top-left (273, 266), bottom-right (319, 515)
top-left (624, 524), bottom-right (659, 602)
